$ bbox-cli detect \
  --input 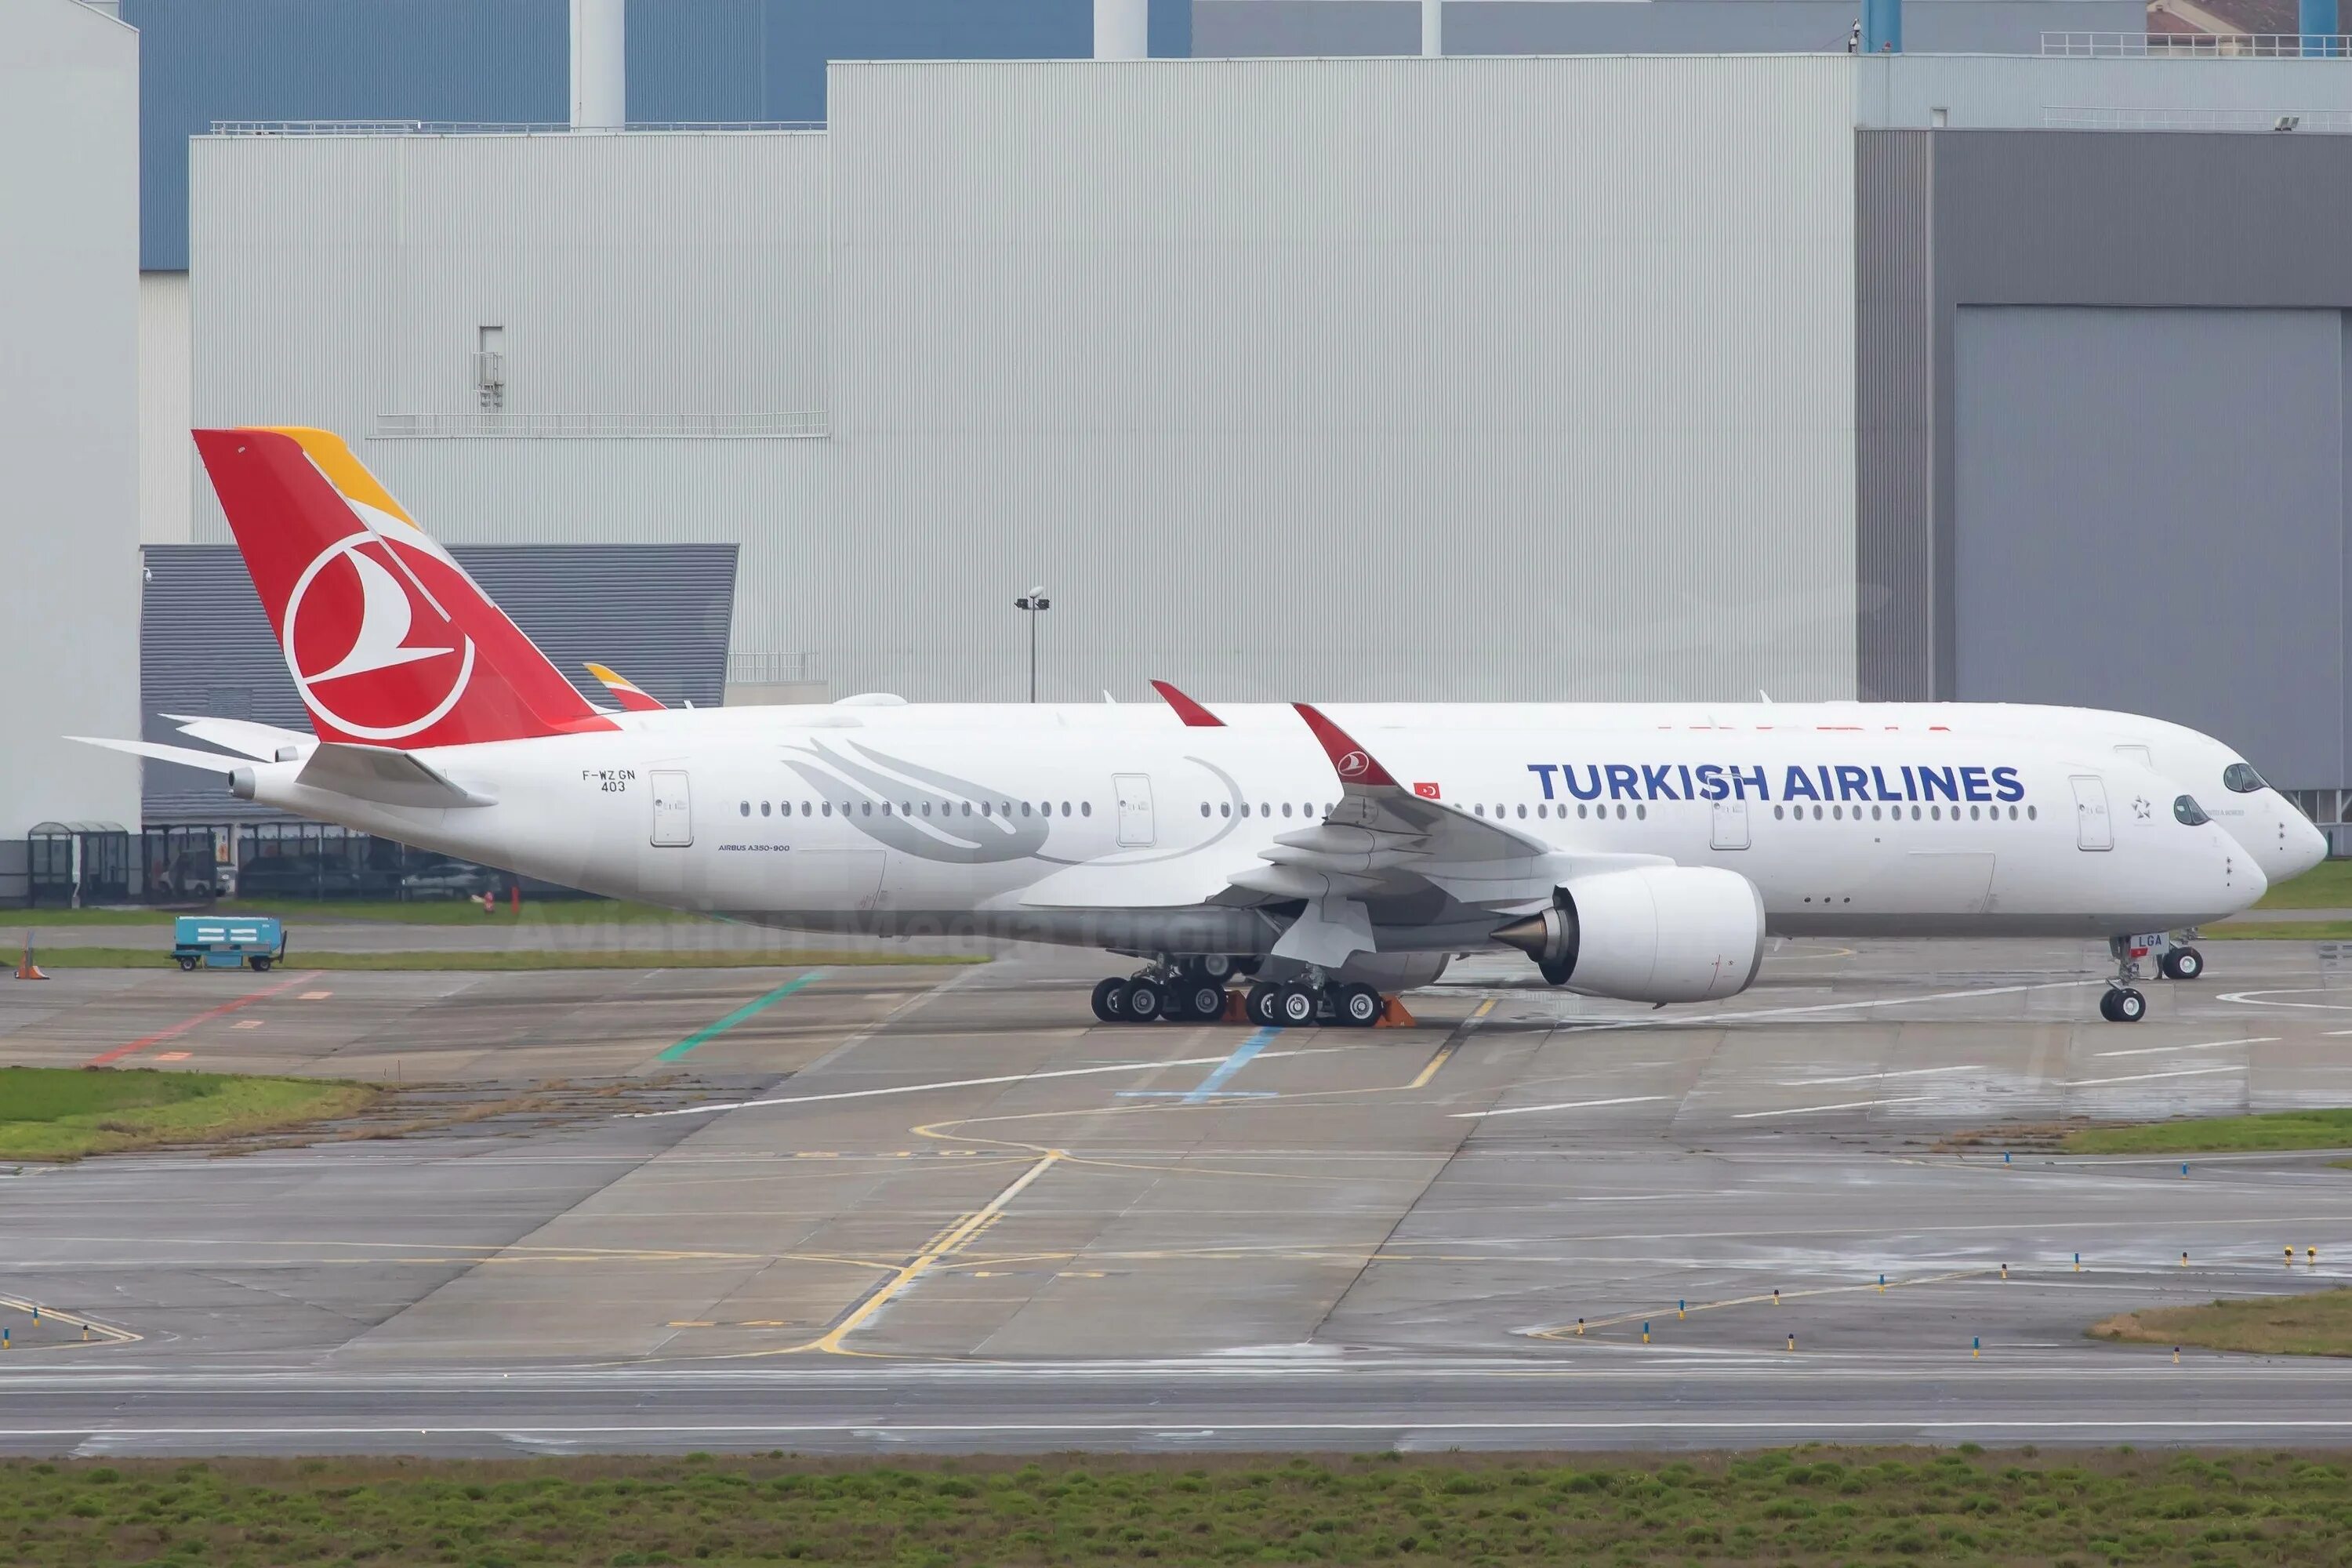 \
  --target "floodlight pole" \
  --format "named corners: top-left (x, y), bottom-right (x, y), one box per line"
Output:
top-left (1014, 590), bottom-right (1051, 703)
